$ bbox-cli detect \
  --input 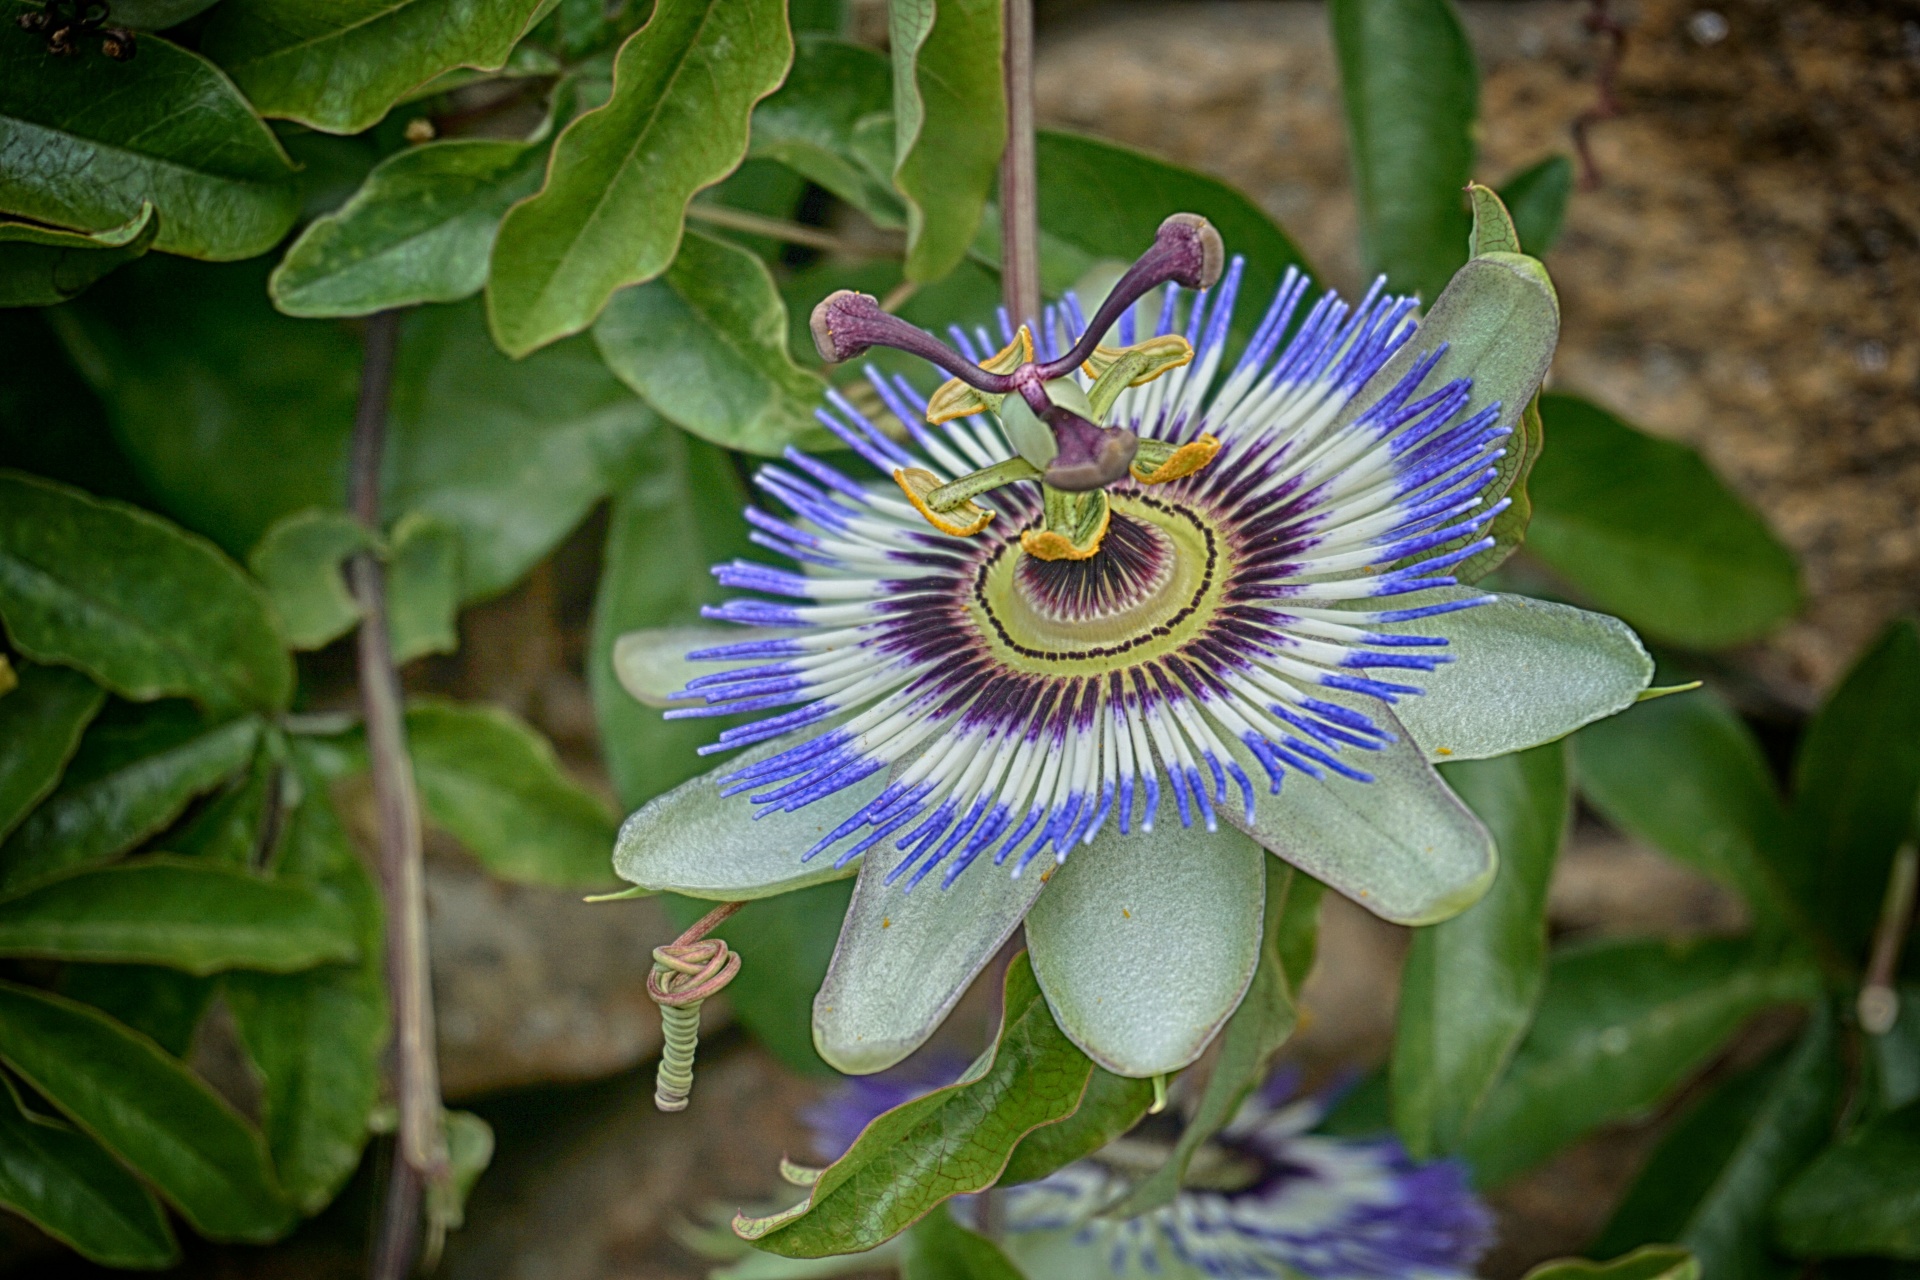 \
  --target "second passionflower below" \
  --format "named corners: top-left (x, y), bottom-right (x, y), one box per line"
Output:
top-left (613, 202), bottom-right (1654, 1079)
